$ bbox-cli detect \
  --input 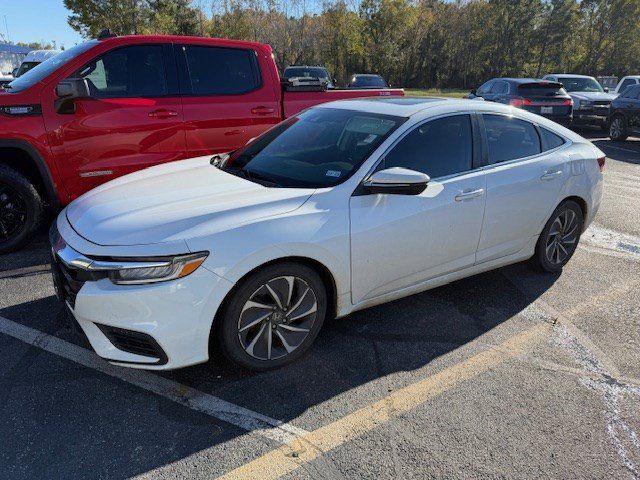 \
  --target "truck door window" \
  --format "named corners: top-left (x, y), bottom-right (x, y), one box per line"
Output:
top-left (75, 45), bottom-right (167, 98)
top-left (181, 46), bottom-right (260, 95)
